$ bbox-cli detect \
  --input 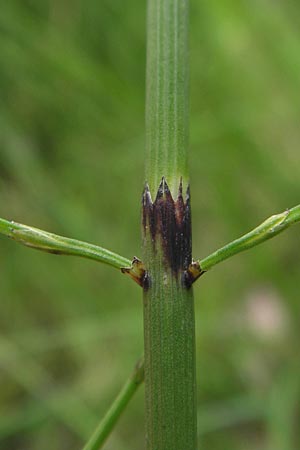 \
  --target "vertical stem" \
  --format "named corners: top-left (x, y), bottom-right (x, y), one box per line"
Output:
top-left (143, 1), bottom-right (196, 450)
top-left (146, 0), bottom-right (189, 197)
